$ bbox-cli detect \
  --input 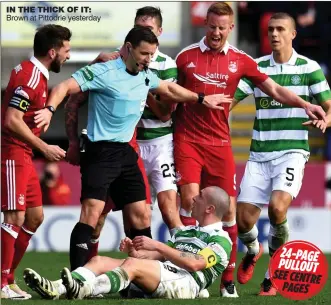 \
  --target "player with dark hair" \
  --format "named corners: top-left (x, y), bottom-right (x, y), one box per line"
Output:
top-left (174, 2), bottom-right (325, 297)
top-left (234, 12), bottom-right (330, 295)
top-left (1, 24), bottom-right (71, 300)
top-left (33, 25), bottom-right (232, 275)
